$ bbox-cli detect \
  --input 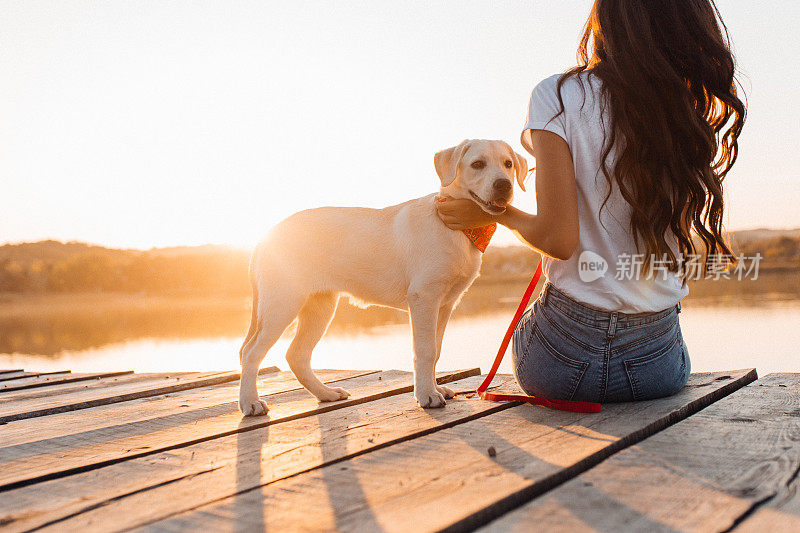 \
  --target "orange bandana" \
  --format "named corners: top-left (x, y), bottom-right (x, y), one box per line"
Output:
top-left (462, 223), bottom-right (497, 253)
top-left (435, 195), bottom-right (497, 252)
